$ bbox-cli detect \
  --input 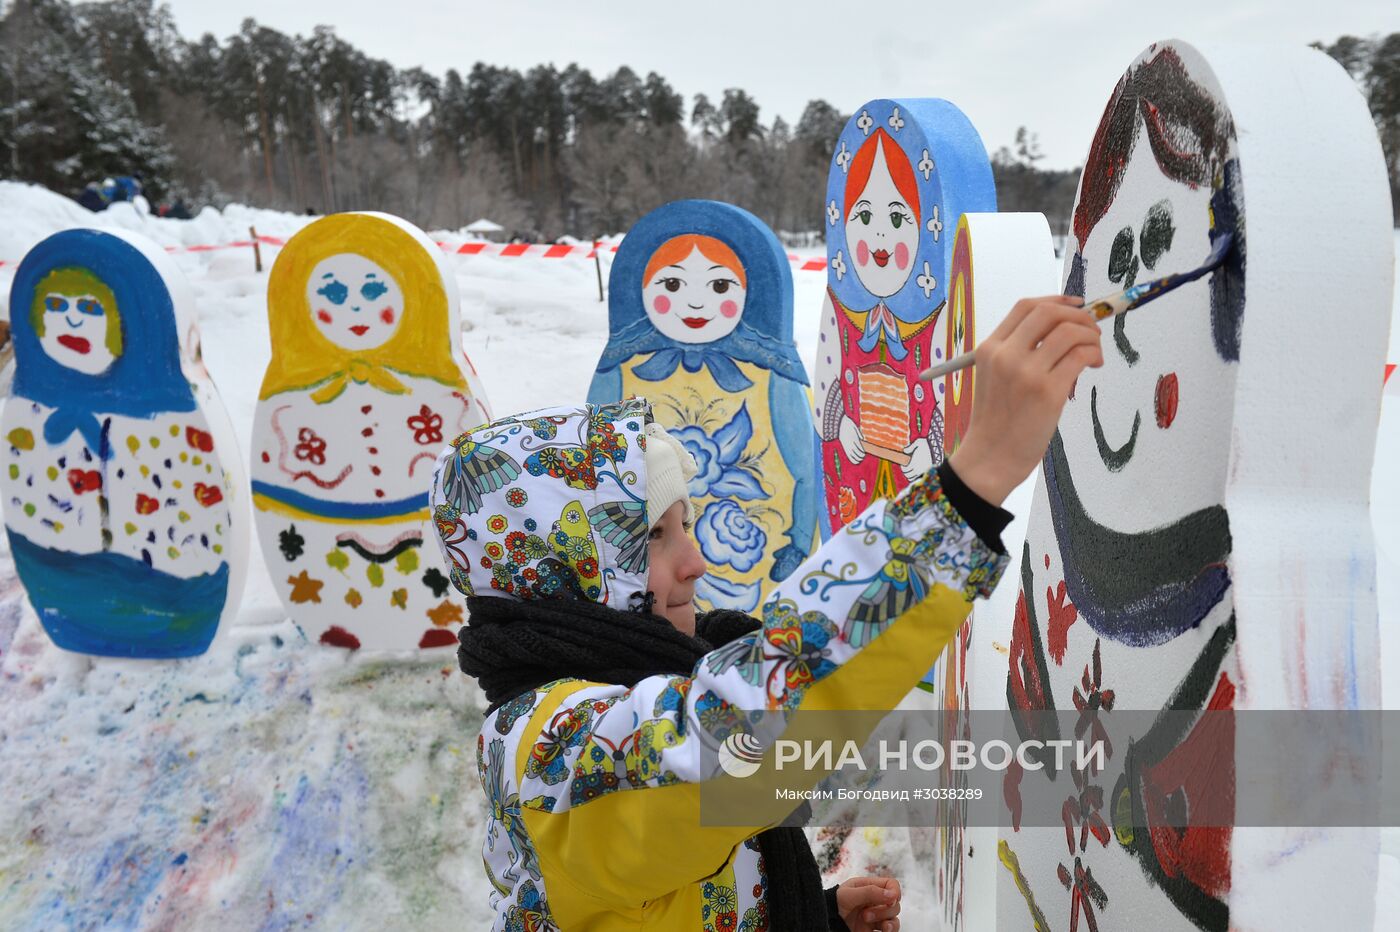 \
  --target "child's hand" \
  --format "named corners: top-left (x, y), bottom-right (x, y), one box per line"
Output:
top-left (947, 295), bottom-right (1103, 506)
top-left (836, 875), bottom-right (901, 931)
